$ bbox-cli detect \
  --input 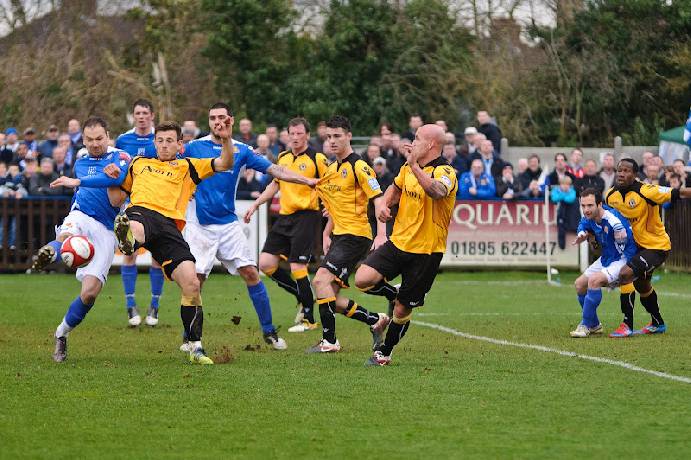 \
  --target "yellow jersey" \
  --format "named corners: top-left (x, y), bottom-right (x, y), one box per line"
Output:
top-left (390, 157), bottom-right (458, 254)
top-left (605, 180), bottom-right (678, 251)
top-left (121, 156), bottom-right (215, 229)
top-left (316, 153), bottom-right (382, 239)
top-left (275, 147), bottom-right (329, 215)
